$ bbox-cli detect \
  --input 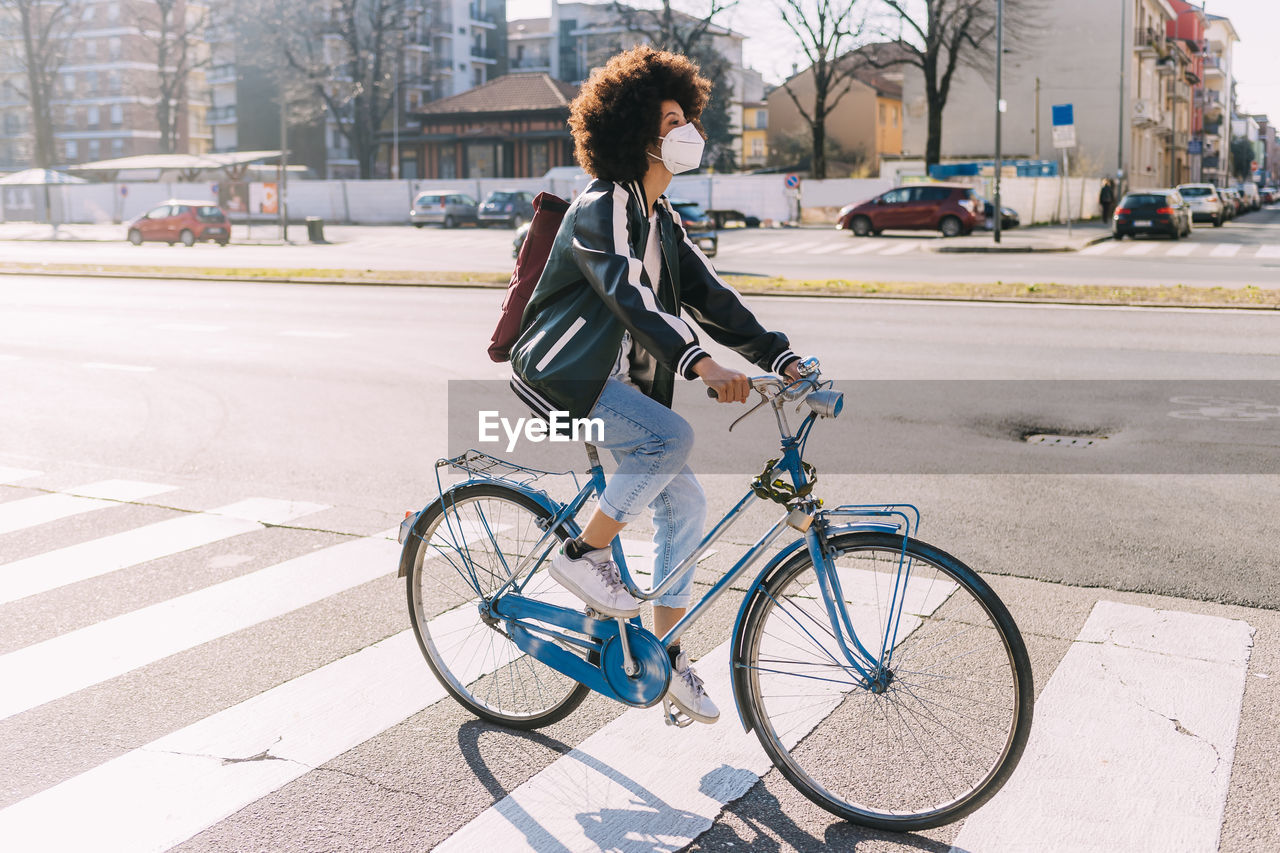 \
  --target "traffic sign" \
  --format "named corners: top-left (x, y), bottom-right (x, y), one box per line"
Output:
top-left (1187, 140), bottom-right (1203, 155)
top-left (1051, 103), bottom-right (1075, 149)
top-left (784, 173), bottom-right (800, 189)
top-left (1051, 104), bottom-right (1074, 127)
top-left (119, 185), bottom-right (128, 197)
